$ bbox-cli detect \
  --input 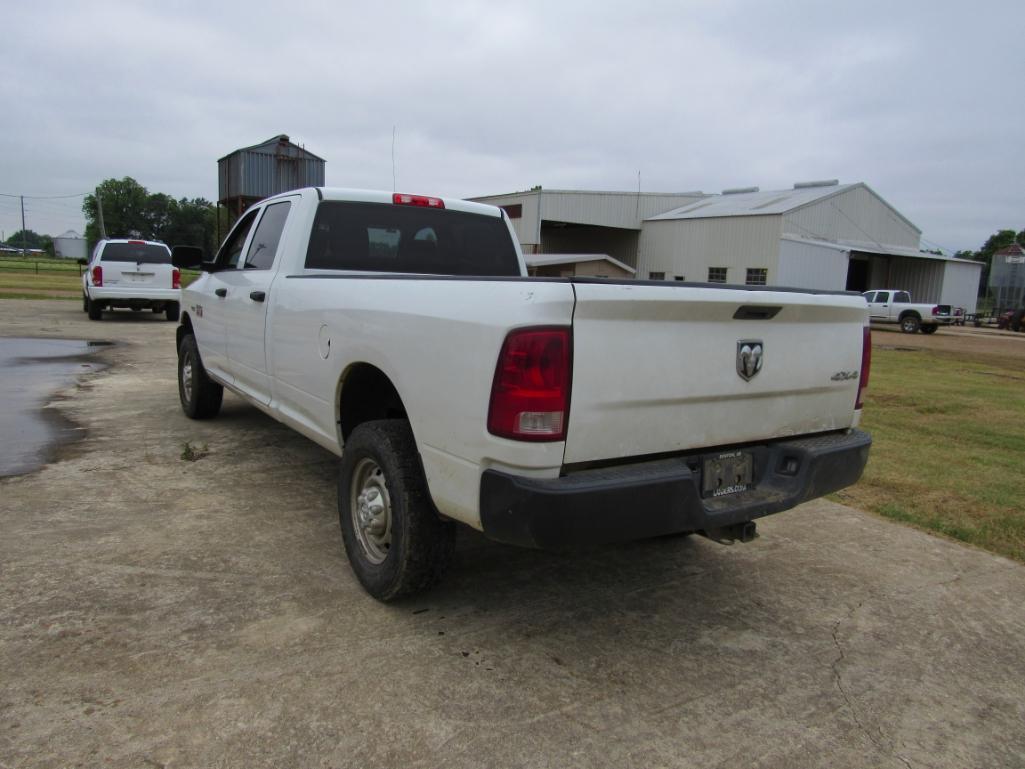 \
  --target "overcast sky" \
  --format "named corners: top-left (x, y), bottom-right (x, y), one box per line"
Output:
top-left (1, 0), bottom-right (1022, 252)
